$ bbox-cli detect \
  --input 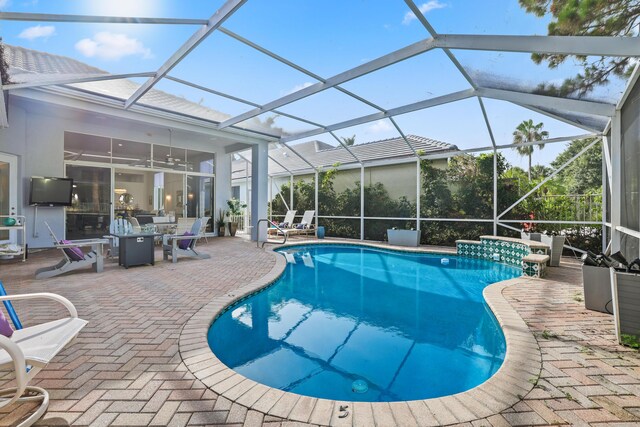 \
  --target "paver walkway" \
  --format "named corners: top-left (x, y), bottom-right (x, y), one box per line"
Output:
top-left (0, 238), bottom-right (639, 426)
